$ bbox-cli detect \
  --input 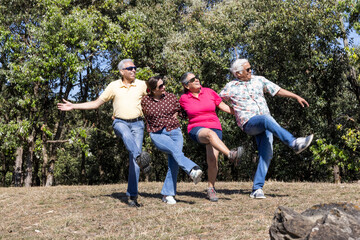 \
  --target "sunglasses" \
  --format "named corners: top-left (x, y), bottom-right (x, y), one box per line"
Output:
top-left (122, 66), bottom-right (137, 71)
top-left (158, 83), bottom-right (165, 89)
top-left (245, 67), bottom-right (251, 73)
top-left (186, 76), bottom-right (200, 85)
